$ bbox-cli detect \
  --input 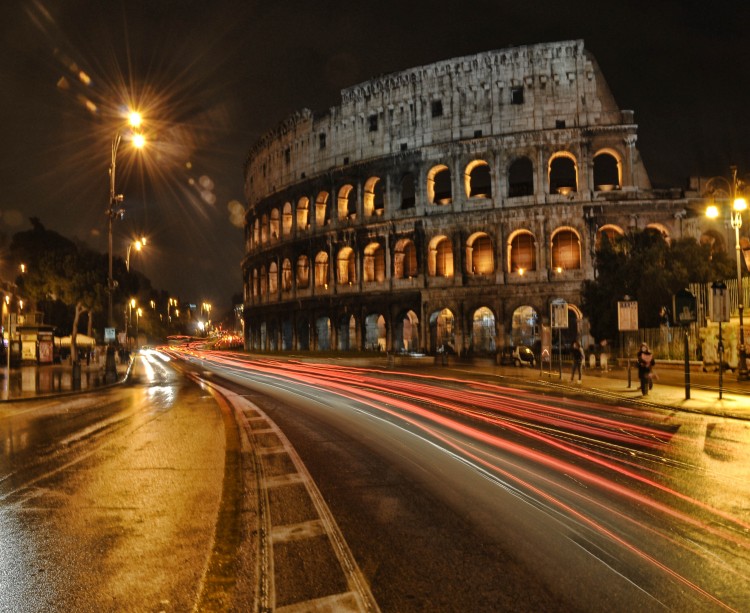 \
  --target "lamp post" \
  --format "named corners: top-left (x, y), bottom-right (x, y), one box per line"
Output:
top-left (705, 166), bottom-right (749, 381)
top-left (105, 112), bottom-right (144, 381)
top-left (125, 237), bottom-right (147, 272)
